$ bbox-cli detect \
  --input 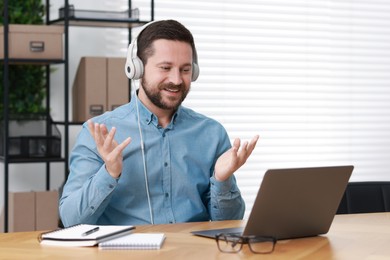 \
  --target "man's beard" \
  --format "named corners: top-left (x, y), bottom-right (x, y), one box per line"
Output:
top-left (141, 78), bottom-right (190, 111)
